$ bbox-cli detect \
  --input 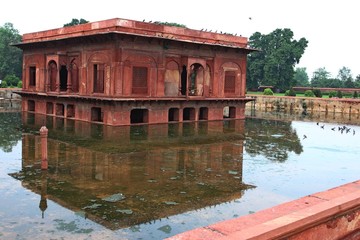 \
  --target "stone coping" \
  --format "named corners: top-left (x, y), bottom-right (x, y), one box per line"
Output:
top-left (20, 18), bottom-right (251, 50)
top-left (168, 180), bottom-right (360, 240)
